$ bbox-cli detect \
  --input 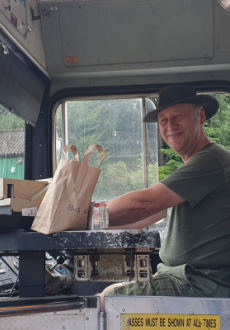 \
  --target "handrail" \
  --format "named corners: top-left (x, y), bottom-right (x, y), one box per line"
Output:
top-left (0, 300), bottom-right (87, 317)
